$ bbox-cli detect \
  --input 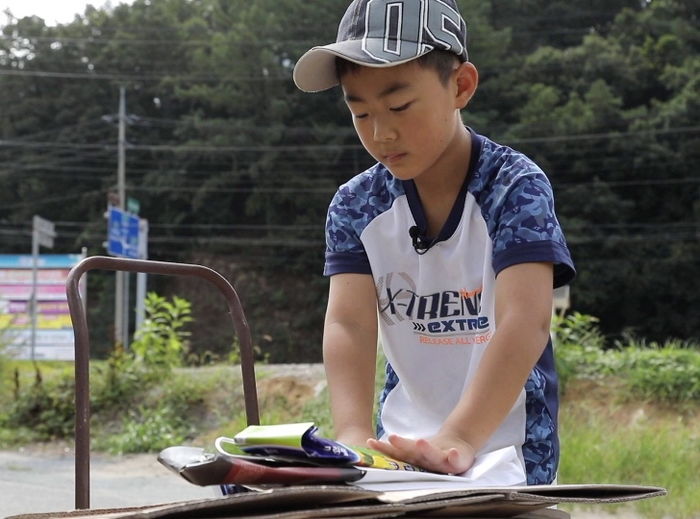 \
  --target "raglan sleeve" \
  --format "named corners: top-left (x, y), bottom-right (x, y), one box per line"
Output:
top-left (488, 161), bottom-right (575, 289)
top-left (323, 185), bottom-right (372, 277)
